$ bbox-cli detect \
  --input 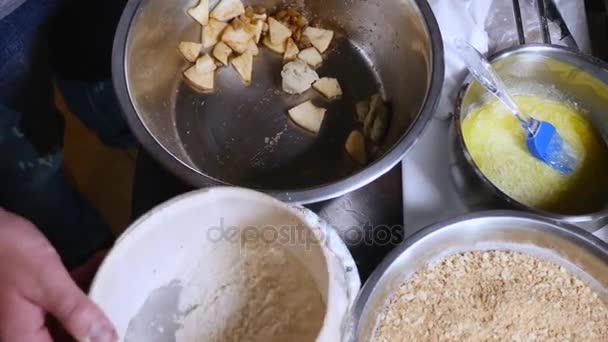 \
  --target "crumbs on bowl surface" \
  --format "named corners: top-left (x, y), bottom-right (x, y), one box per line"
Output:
top-left (373, 250), bottom-right (608, 341)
